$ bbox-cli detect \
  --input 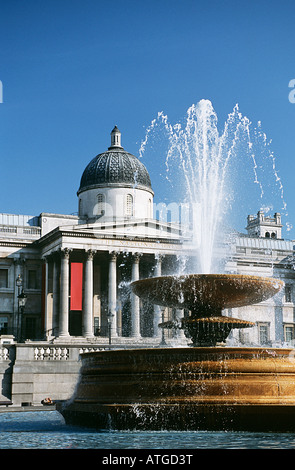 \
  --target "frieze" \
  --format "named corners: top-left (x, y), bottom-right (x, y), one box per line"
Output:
top-left (98, 238), bottom-right (184, 252)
